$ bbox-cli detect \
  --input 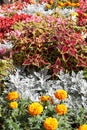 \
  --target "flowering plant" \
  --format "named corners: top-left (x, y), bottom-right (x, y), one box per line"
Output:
top-left (1, 89), bottom-right (87, 130)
